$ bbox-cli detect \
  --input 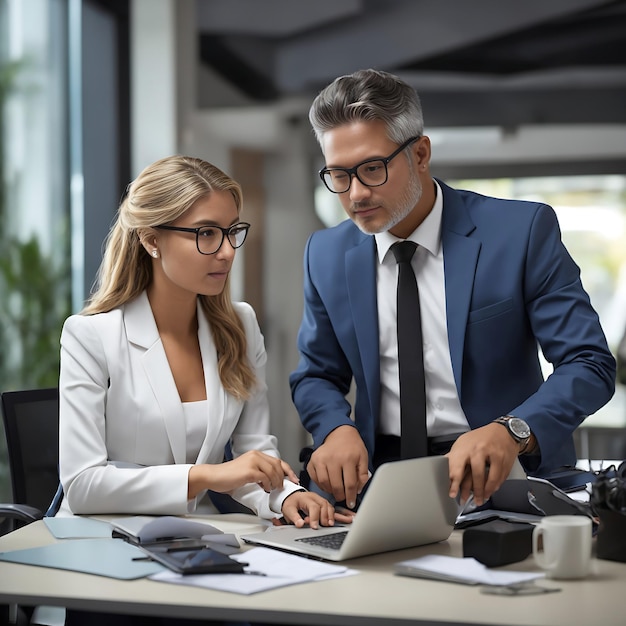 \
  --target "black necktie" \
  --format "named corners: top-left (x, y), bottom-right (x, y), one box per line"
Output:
top-left (391, 241), bottom-right (428, 458)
